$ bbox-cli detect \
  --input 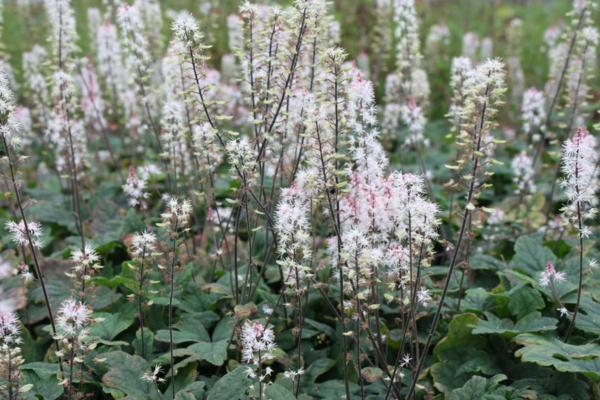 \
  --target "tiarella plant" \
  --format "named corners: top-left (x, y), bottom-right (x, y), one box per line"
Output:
top-left (0, 0), bottom-right (599, 399)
